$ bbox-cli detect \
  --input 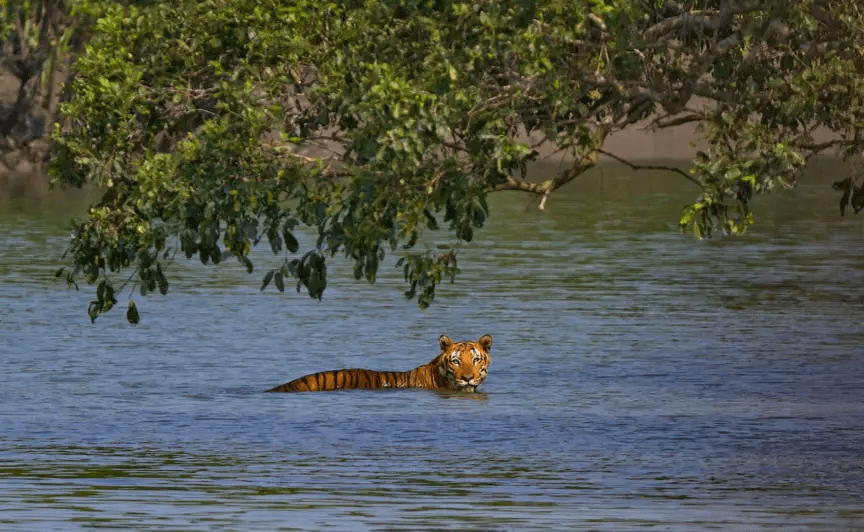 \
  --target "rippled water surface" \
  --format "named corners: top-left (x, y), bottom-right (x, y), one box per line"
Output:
top-left (2, 163), bottom-right (864, 531)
